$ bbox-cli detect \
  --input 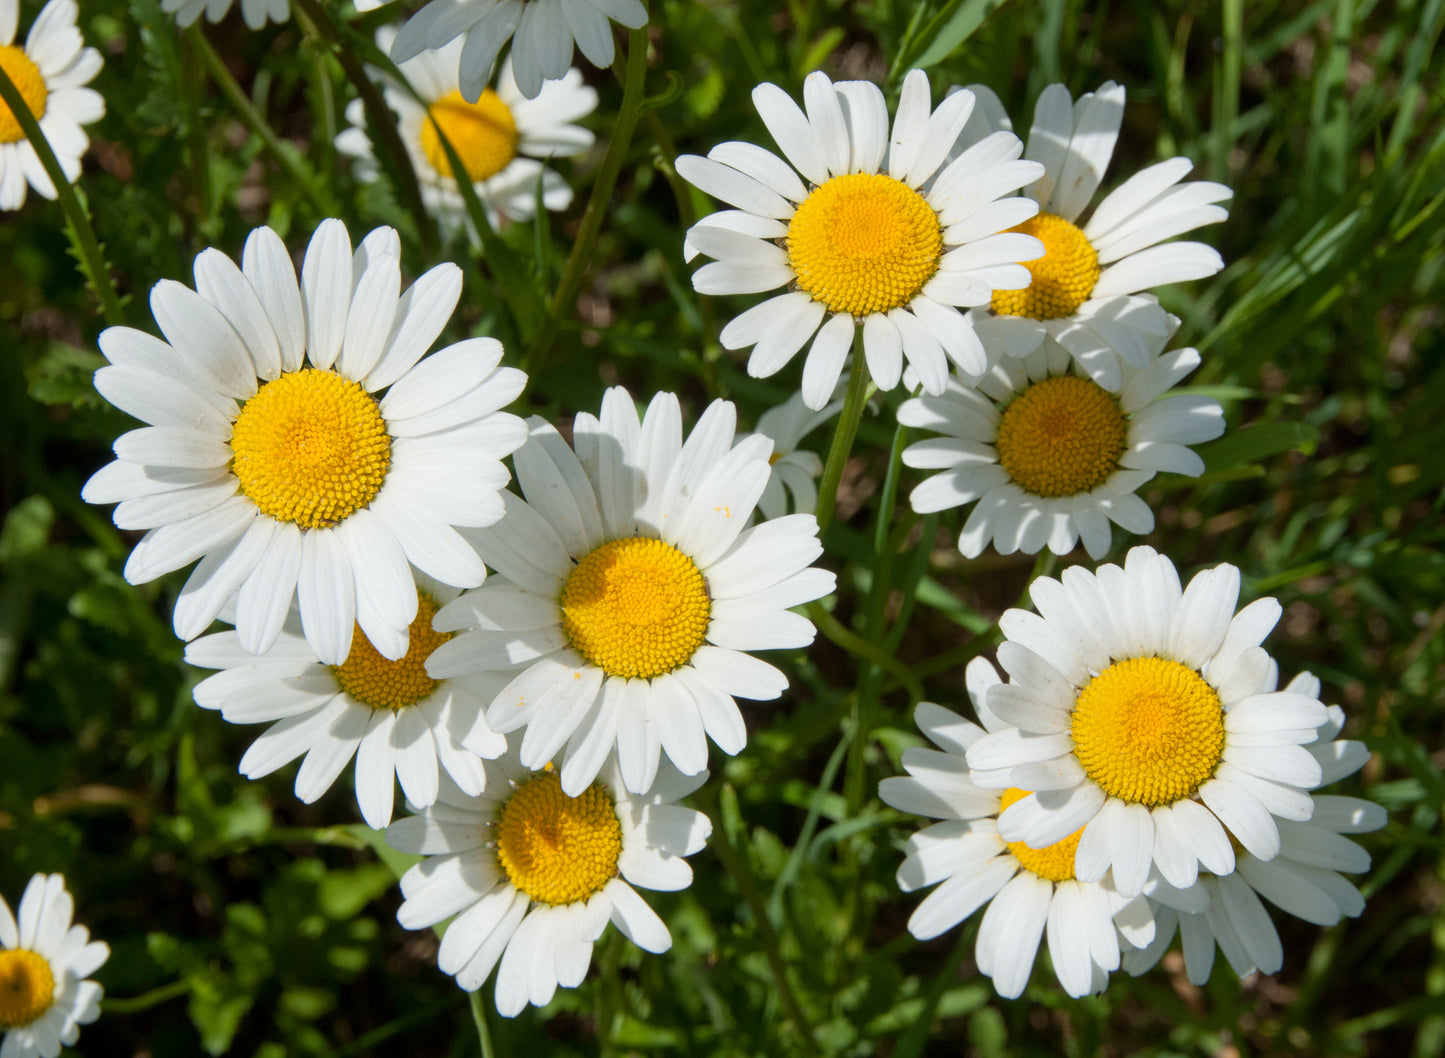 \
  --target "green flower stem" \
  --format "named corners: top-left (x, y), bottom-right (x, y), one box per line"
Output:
top-left (100, 978), bottom-right (189, 1015)
top-left (814, 338), bottom-right (872, 534)
top-left (891, 926), bottom-right (975, 1058)
top-left (468, 990), bottom-right (496, 1058)
top-left (805, 602), bottom-right (923, 704)
top-left (0, 65), bottom-right (124, 326)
